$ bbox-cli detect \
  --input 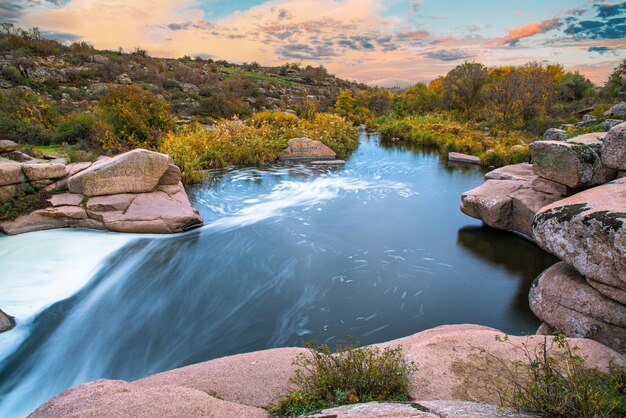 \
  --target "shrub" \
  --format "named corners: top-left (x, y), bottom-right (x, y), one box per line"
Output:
top-left (378, 114), bottom-right (529, 167)
top-left (96, 85), bottom-right (174, 151)
top-left (271, 340), bottom-right (417, 417)
top-left (493, 334), bottom-right (626, 418)
top-left (0, 185), bottom-right (48, 221)
top-left (54, 113), bottom-right (97, 145)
